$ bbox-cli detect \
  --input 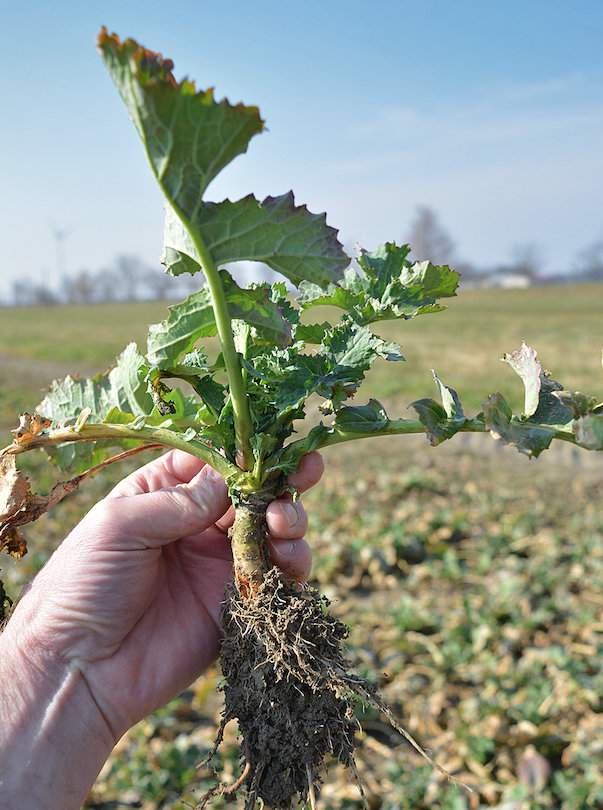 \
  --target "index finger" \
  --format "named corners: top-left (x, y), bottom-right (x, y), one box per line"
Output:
top-left (107, 449), bottom-right (206, 498)
top-left (286, 451), bottom-right (324, 494)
